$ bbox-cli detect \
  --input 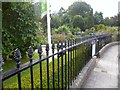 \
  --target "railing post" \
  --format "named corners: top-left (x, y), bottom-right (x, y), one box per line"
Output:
top-left (14, 48), bottom-right (22, 90)
top-left (92, 40), bottom-right (96, 57)
top-left (38, 44), bottom-right (43, 89)
top-left (28, 46), bottom-right (34, 89)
